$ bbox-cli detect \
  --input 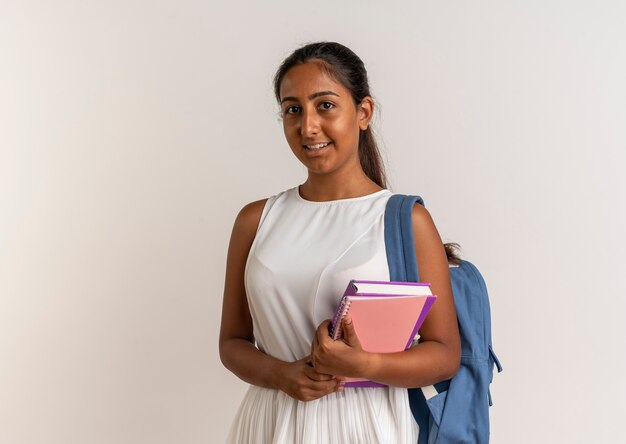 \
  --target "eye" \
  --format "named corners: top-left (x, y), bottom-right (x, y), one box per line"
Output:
top-left (284, 105), bottom-right (300, 115)
top-left (319, 101), bottom-right (335, 110)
